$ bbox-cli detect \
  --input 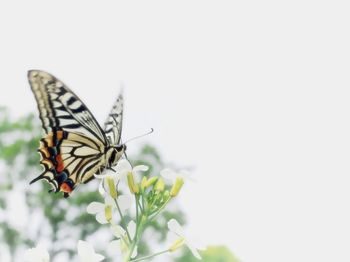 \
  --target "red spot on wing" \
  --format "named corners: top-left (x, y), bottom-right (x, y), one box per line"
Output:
top-left (60, 182), bottom-right (72, 193)
top-left (56, 154), bottom-right (64, 173)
